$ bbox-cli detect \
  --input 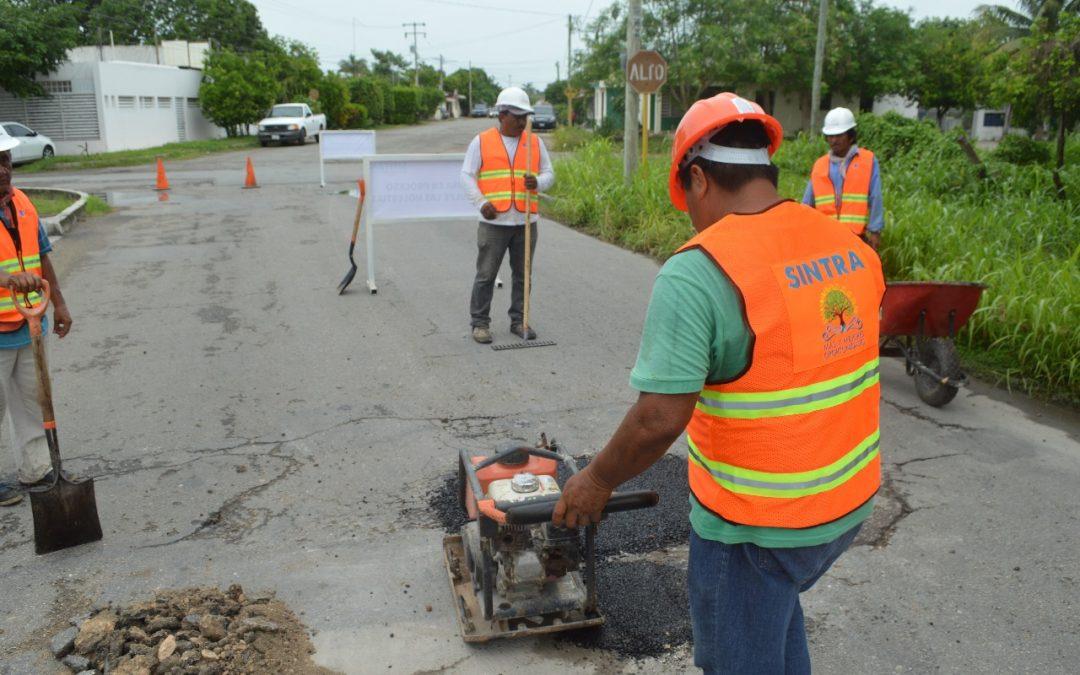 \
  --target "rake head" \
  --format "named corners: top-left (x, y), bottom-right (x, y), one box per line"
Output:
top-left (491, 339), bottom-right (557, 351)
